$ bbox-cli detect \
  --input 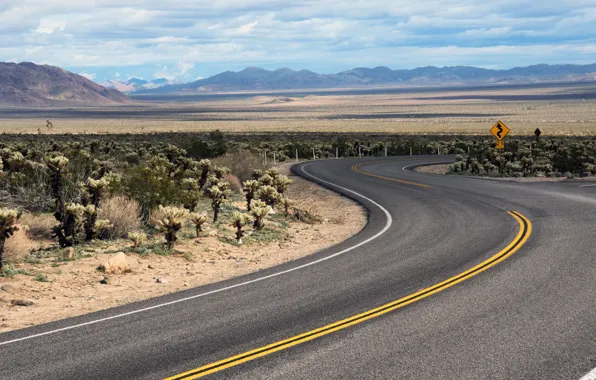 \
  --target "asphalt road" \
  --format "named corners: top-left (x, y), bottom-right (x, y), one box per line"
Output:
top-left (2, 156), bottom-right (596, 379)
